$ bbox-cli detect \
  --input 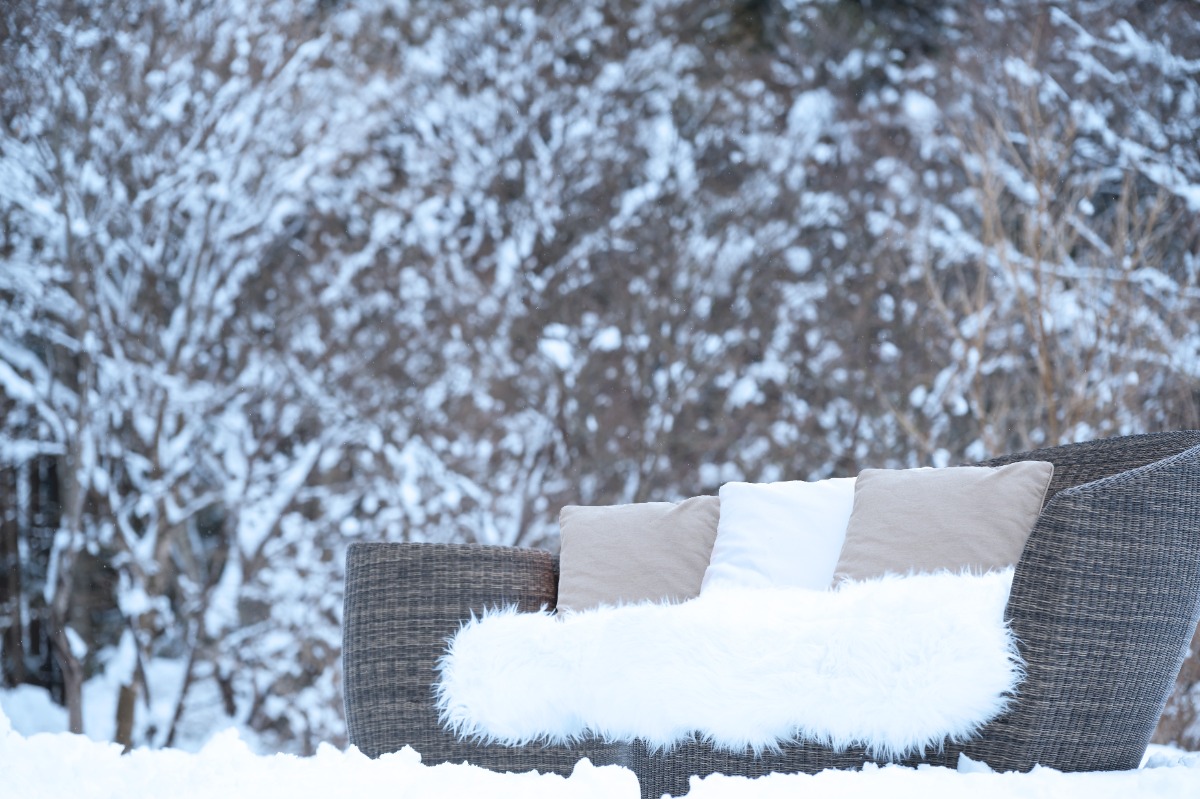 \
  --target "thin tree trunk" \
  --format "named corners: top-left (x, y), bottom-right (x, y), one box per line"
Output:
top-left (164, 633), bottom-right (200, 748)
top-left (0, 466), bottom-right (27, 686)
top-left (50, 443), bottom-right (89, 735)
top-left (49, 622), bottom-right (84, 733)
top-left (115, 681), bottom-right (136, 752)
top-left (42, 92), bottom-right (93, 737)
